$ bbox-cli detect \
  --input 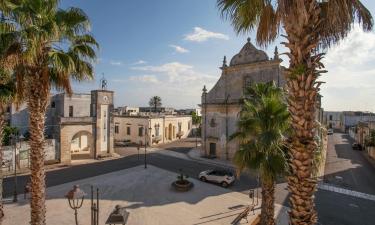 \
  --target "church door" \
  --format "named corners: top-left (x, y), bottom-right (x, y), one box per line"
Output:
top-left (209, 143), bottom-right (216, 157)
